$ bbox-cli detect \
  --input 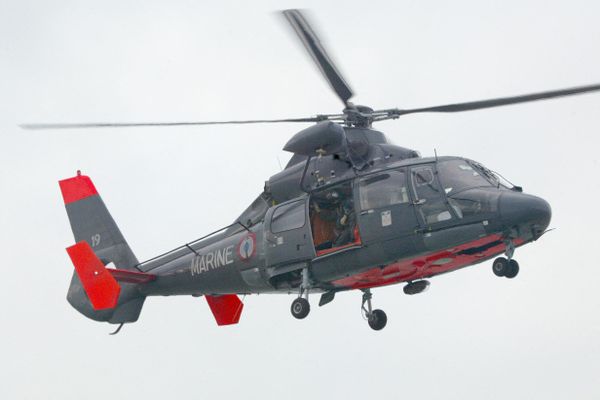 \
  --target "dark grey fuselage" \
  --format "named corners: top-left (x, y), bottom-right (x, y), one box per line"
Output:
top-left (137, 150), bottom-right (551, 298)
